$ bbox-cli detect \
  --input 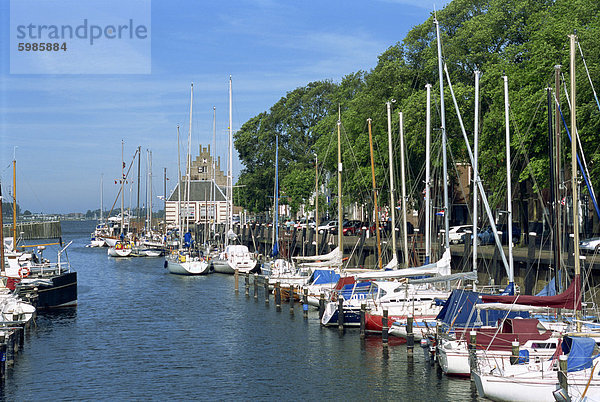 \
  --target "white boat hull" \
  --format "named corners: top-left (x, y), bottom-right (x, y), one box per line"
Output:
top-left (211, 258), bottom-right (235, 274)
top-left (107, 247), bottom-right (132, 257)
top-left (166, 258), bottom-right (211, 275)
